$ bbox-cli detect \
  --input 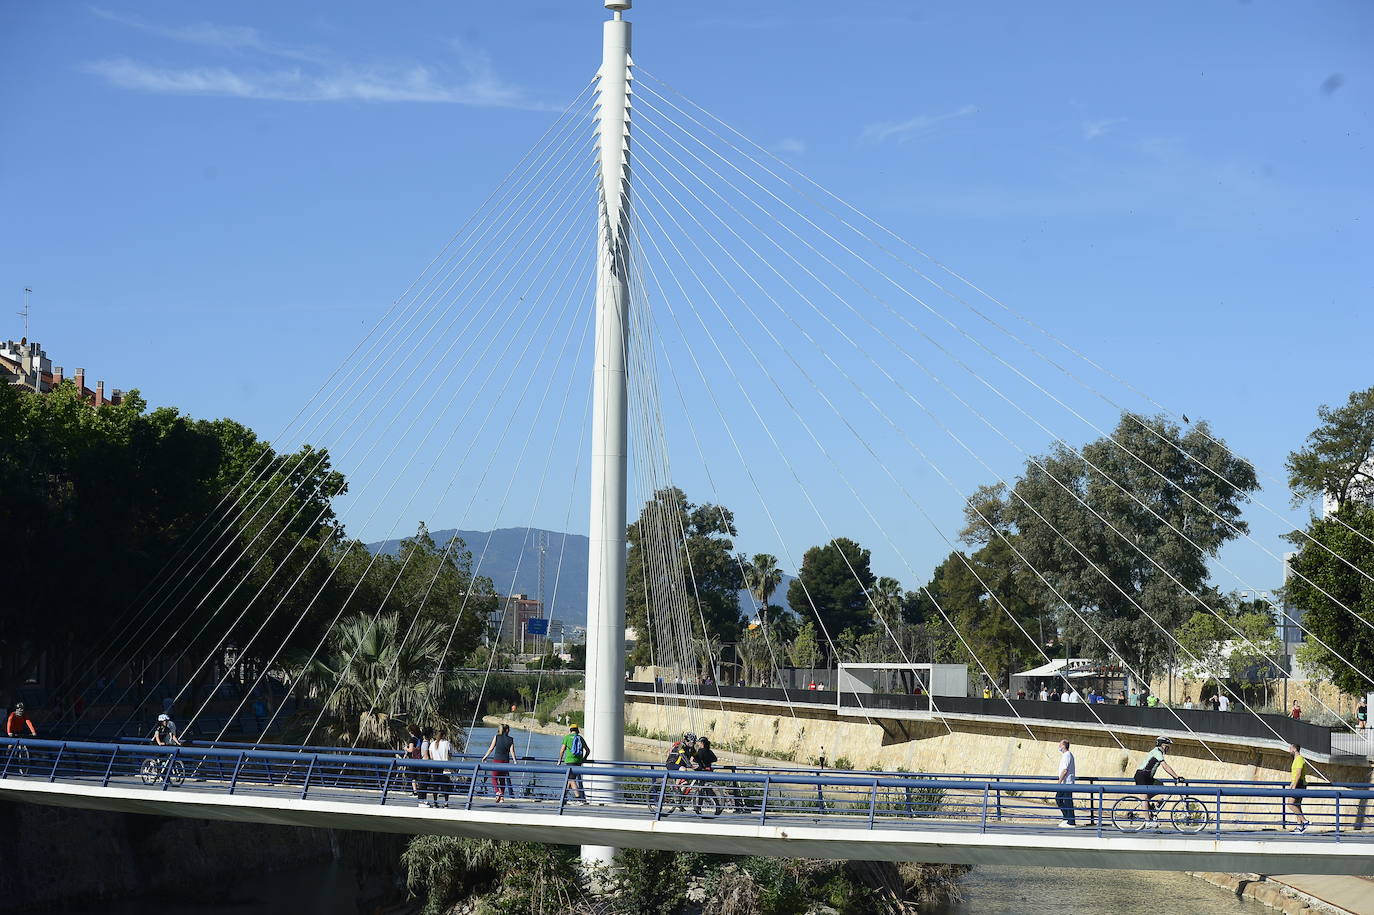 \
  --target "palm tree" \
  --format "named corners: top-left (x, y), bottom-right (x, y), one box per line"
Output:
top-left (870, 576), bottom-right (905, 624)
top-left (294, 612), bottom-right (474, 748)
top-left (746, 553), bottom-right (783, 619)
